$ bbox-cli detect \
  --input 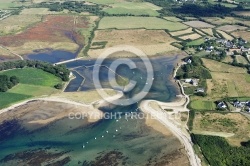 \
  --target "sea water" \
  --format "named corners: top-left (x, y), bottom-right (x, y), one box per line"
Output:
top-left (0, 52), bottom-right (185, 165)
